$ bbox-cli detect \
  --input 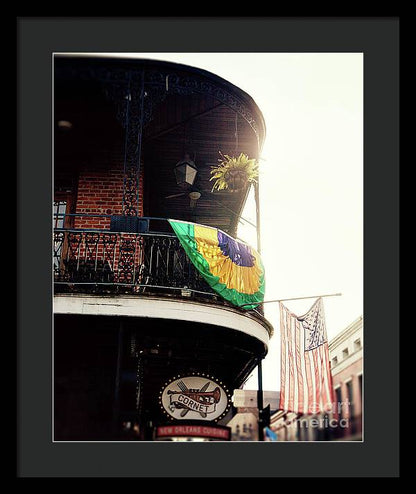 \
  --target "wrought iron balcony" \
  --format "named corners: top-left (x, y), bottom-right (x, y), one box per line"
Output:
top-left (53, 220), bottom-right (264, 317)
top-left (54, 228), bottom-right (205, 290)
